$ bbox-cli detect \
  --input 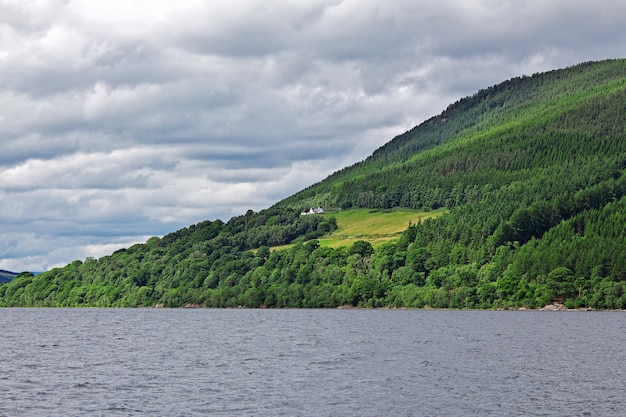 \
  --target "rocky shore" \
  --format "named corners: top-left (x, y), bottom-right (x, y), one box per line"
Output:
top-left (539, 303), bottom-right (595, 311)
